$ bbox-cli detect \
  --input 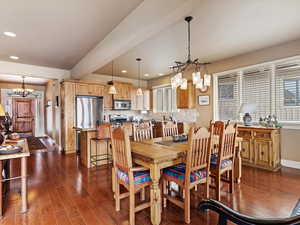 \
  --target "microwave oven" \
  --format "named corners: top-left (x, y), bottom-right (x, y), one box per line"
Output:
top-left (113, 100), bottom-right (131, 110)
